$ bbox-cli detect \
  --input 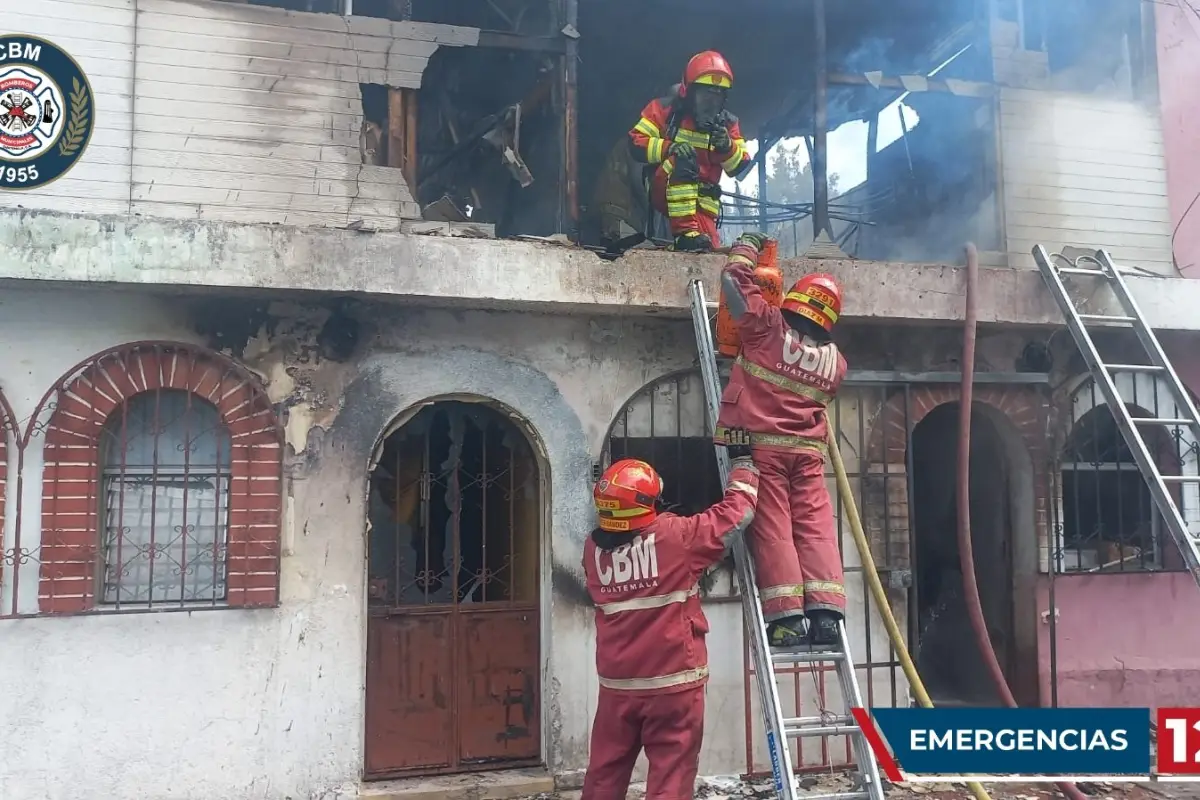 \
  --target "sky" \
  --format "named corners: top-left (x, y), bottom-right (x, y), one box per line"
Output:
top-left (723, 95), bottom-right (922, 197)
